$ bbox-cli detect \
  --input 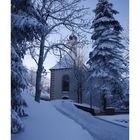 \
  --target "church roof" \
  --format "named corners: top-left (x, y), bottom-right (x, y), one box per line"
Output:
top-left (50, 54), bottom-right (74, 70)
